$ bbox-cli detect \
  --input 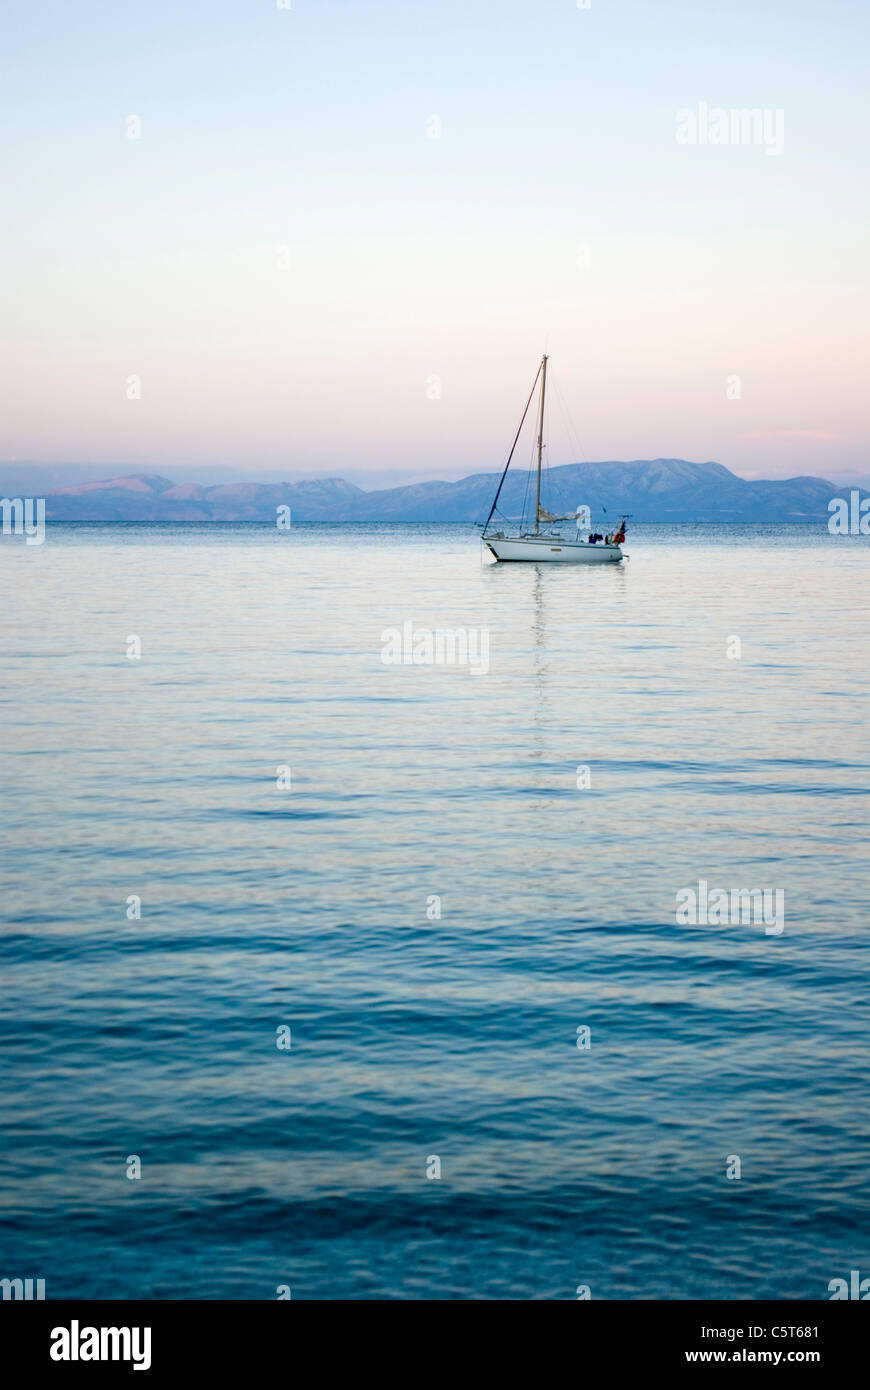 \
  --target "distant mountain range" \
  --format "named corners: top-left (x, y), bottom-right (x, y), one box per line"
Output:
top-left (36, 460), bottom-right (862, 524)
